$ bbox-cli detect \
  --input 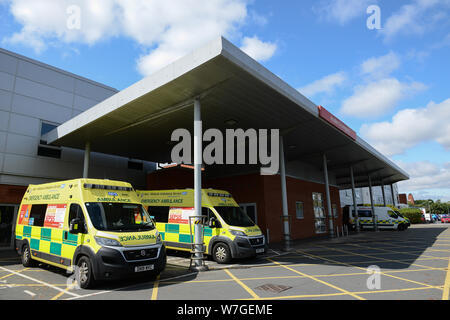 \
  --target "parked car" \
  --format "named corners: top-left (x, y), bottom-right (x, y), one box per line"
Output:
top-left (442, 215), bottom-right (450, 223)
